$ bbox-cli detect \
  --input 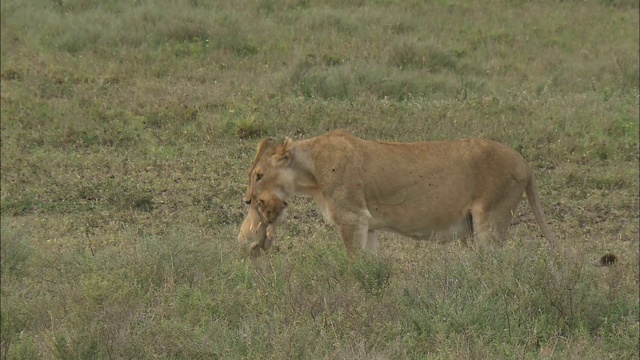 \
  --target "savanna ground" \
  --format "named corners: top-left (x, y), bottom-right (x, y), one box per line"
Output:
top-left (1, 0), bottom-right (639, 358)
